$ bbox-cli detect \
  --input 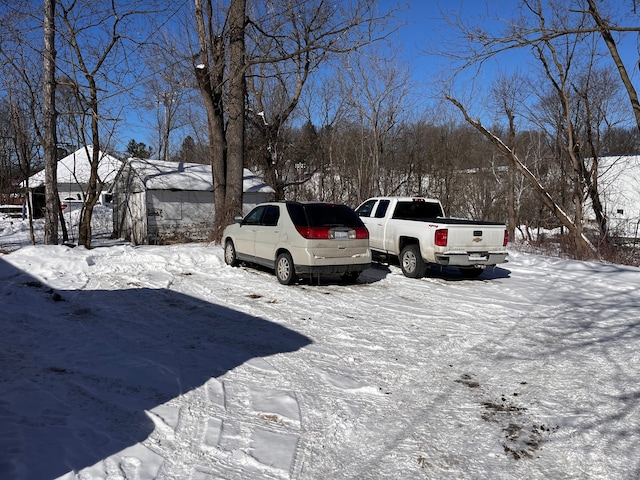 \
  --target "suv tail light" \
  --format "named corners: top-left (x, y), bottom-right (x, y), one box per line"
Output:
top-left (296, 226), bottom-right (330, 239)
top-left (354, 226), bottom-right (369, 239)
top-left (503, 229), bottom-right (509, 247)
top-left (435, 228), bottom-right (448, 247)
top-left (295, 226), bottom-right (369, 240)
